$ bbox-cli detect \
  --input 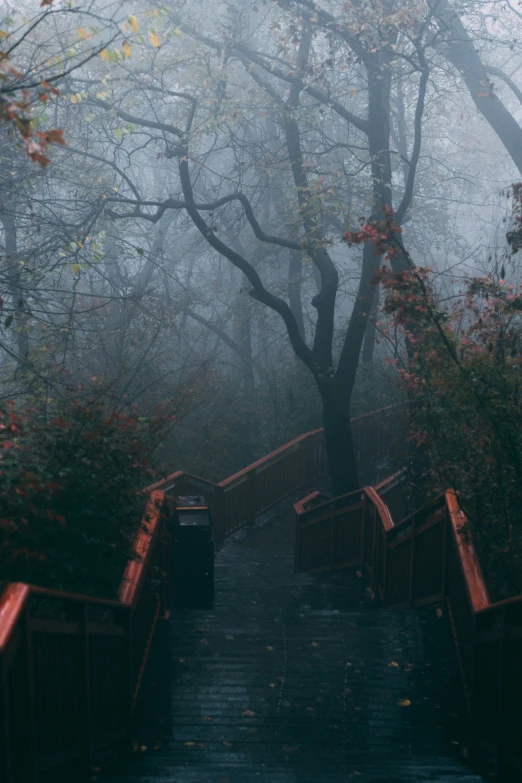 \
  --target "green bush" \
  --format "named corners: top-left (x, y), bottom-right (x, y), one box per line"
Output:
top-left (0, 395), bottom-right (165, 598)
